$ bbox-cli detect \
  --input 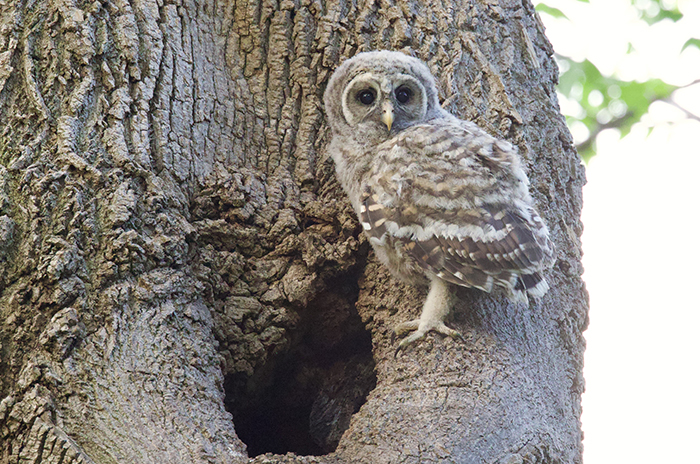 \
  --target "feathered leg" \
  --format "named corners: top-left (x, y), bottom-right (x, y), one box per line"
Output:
top-left (394, 276), bottom-right (463, 349)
